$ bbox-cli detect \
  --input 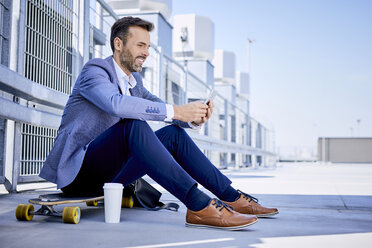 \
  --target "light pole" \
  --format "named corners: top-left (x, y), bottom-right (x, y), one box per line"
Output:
top-left (180, 27), bottom-right (189, 67)
top-left (247, 38), bottom-right (255, 73)
top-left (313, 123), bottom-right (320, 161)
